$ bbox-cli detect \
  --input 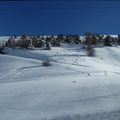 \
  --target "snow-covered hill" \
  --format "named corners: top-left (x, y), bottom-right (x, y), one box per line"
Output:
top-left (0, 45), bottom-right (120, 120)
